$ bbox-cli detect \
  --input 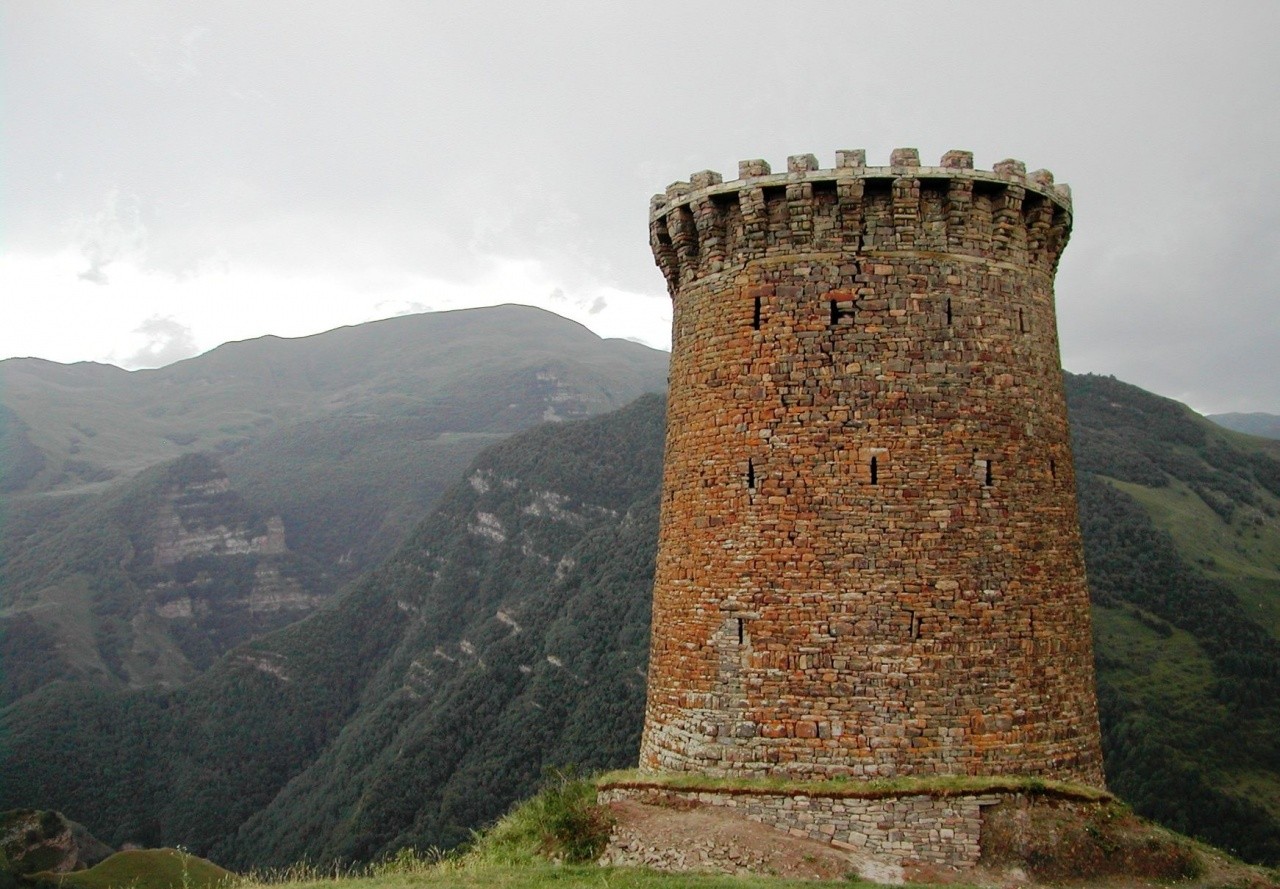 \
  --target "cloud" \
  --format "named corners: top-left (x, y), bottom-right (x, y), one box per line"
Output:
top-left (4, 3), bottom-right (1276, 409)
top-left (1058, 178), bottom-right (1280, 414)
top-left (0, 248), bottom-right (672, 371)
top-left (131, 25), bottom-right (209, 85)
top-left (73, 189), bottom-right (148, 286)
top-left (125, 316), bottom-right (199, 368)
top-left (385, 300), bottom-right (432, 317)
top-left (77, 265), bottom-right (110, 286)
